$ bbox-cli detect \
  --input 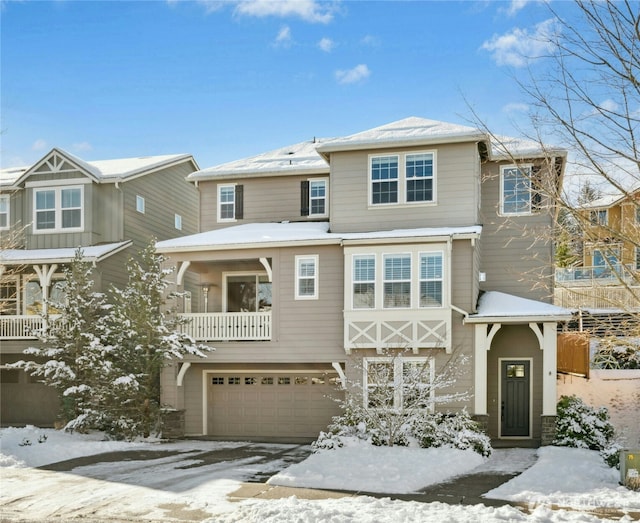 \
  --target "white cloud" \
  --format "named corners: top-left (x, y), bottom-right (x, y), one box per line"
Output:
top-left (598, 99), bottom-right (619, 113)
top-left (335, 64), bottom-right (370, 85)
top-left (499, 0), bottom-right (531, 17)
top-left (360, 34), bottom-right (379, 47)
top-left (503, 102), bottom-right (529, 114)
top-left (31, 139), bottom-right (48, 151)
top-left (481, 18), bottom-right (559, 67)
top-left (234, 0), bottom-right (335, 24)
top-left (274, 25), bottom-right (292, 46)
top-left (318, 37), bottom-right (335, 52)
